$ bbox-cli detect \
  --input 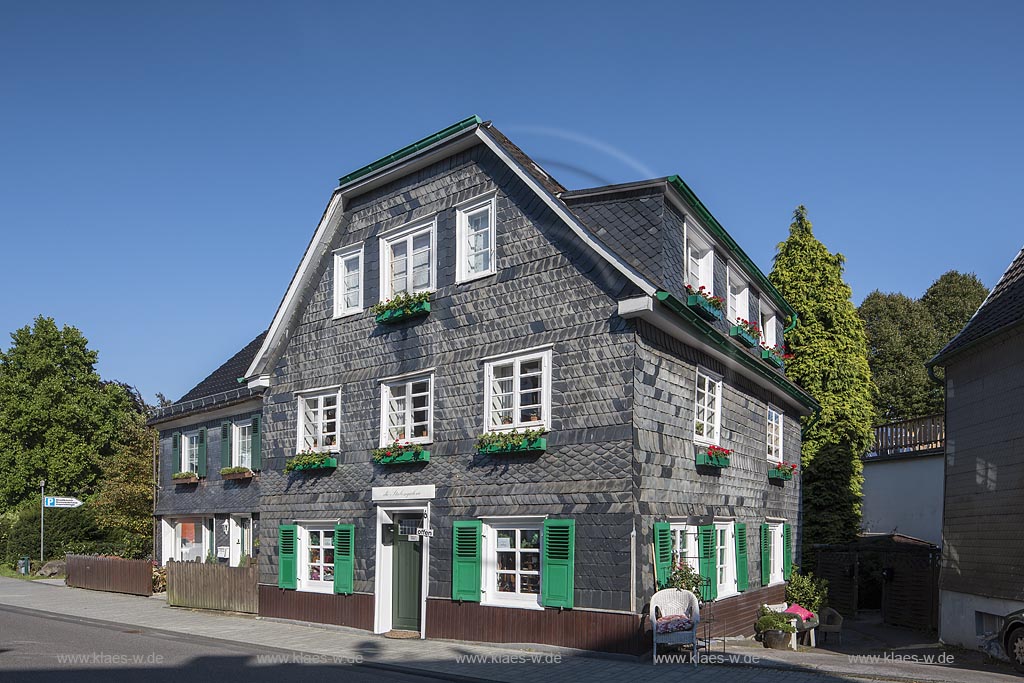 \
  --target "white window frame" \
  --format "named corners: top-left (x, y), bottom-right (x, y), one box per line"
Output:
top-left (379, 373), bottom-right (434, 446)
top-left (767, 521), bottom-right (785, 585)
top-left (456, 193), bottom-right (497, 283)
top-left (296, 391), bottom-right (341, 454)
top-left (481, 517), bottom-right (544, 610)
top-left (483, 349), bottom-right (553, 432)
top-left (715, 520), bottom-right (738, 599)
top-left (767, 405), bottom-right (784, 464)
top-left (297, 522), bottom-right (336, 595)
top-left (727, 268), bottom-right (749, 323)
top-left (233, 421), bottom-right (253, 469)
top-left (669, 523), bottom-right (699, 574)
top-left (172, 516), bottom-right (212, 562)
top-left (333, 245), bottom-right (364, 318)
top-left (379, 218), bottom-right (437, 301)
top-left (181, 431), bottom-right (200, 474)
top-left (760, 303), bottom-right (778, 349)
top-left (693, 368), bottom-right (722, 445)
top-left (685, 225), bottom-right (714, 294)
